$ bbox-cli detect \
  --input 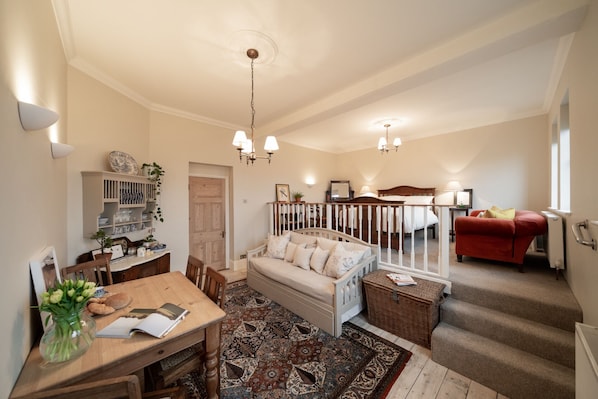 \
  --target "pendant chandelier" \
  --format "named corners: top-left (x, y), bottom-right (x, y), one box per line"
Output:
top-left (232, 48), bottom-right (279, 164)
top-left (377, 123), bottom-right (401, 154)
